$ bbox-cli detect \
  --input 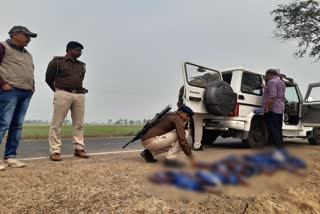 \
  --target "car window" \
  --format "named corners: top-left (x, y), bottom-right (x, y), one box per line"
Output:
top-left (222, 72), bottom-right (233, 84)
top-left (241, 72), bottom-right (262, 96)
top-left (306, 85), bottom-right (320, 102)
top-left (285, 86), bottom-right (299, 102)
top-left (185, 63), bottom-right (221, 88)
